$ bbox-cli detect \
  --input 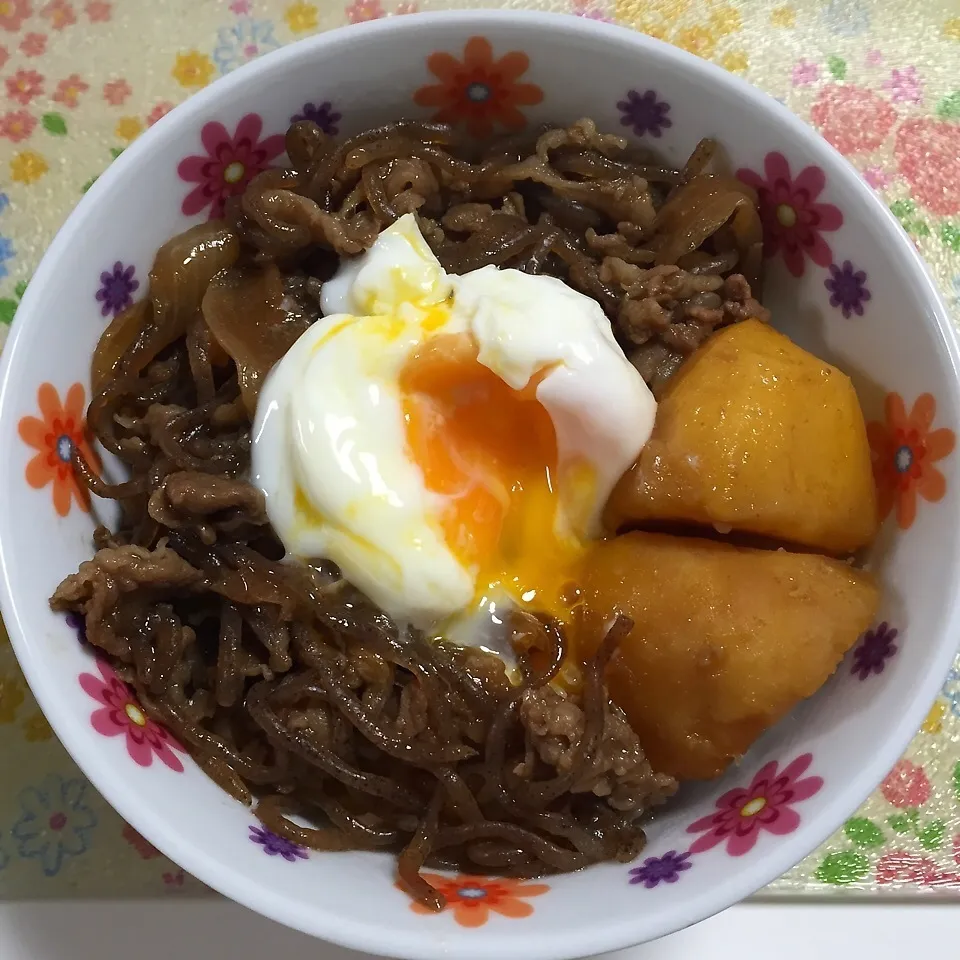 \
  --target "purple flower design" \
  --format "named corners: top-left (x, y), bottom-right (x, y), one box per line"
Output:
top-left (825, 260), bottom-right (871, 317)
top-left (851, 622), bottom-right (899, 680)
top-left (65, 611), bottom-right (88, 647)
top-left (628, 850), bottom-right (692, 888)
top-left (95, 262), bottom-right (139, 318)
top-left (883, 67), bottom-right (923, 105)
top-left (248, 824), bottom-right (307, 862)
top-left (291, 100), bottom-right (341, 135)
top-left (791, 60), bottom-right (820, 87)
top-left (617, 89), bottom-right (671, 138)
